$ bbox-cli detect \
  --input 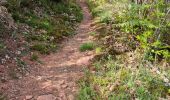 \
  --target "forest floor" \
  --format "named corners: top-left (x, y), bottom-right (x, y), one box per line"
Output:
top-left (0, 0), bottom-right (95, 100)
